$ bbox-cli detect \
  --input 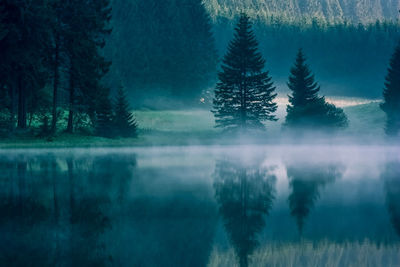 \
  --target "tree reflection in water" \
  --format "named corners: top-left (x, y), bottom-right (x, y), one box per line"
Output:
top-left (0, 153), bottom-right (136, 266)
top-left (214, 159), bottom-right (276, 267)
top-left (382, 161), bottom-right (400, 238)
top-left (287, 163), bottom-right (344, 235)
